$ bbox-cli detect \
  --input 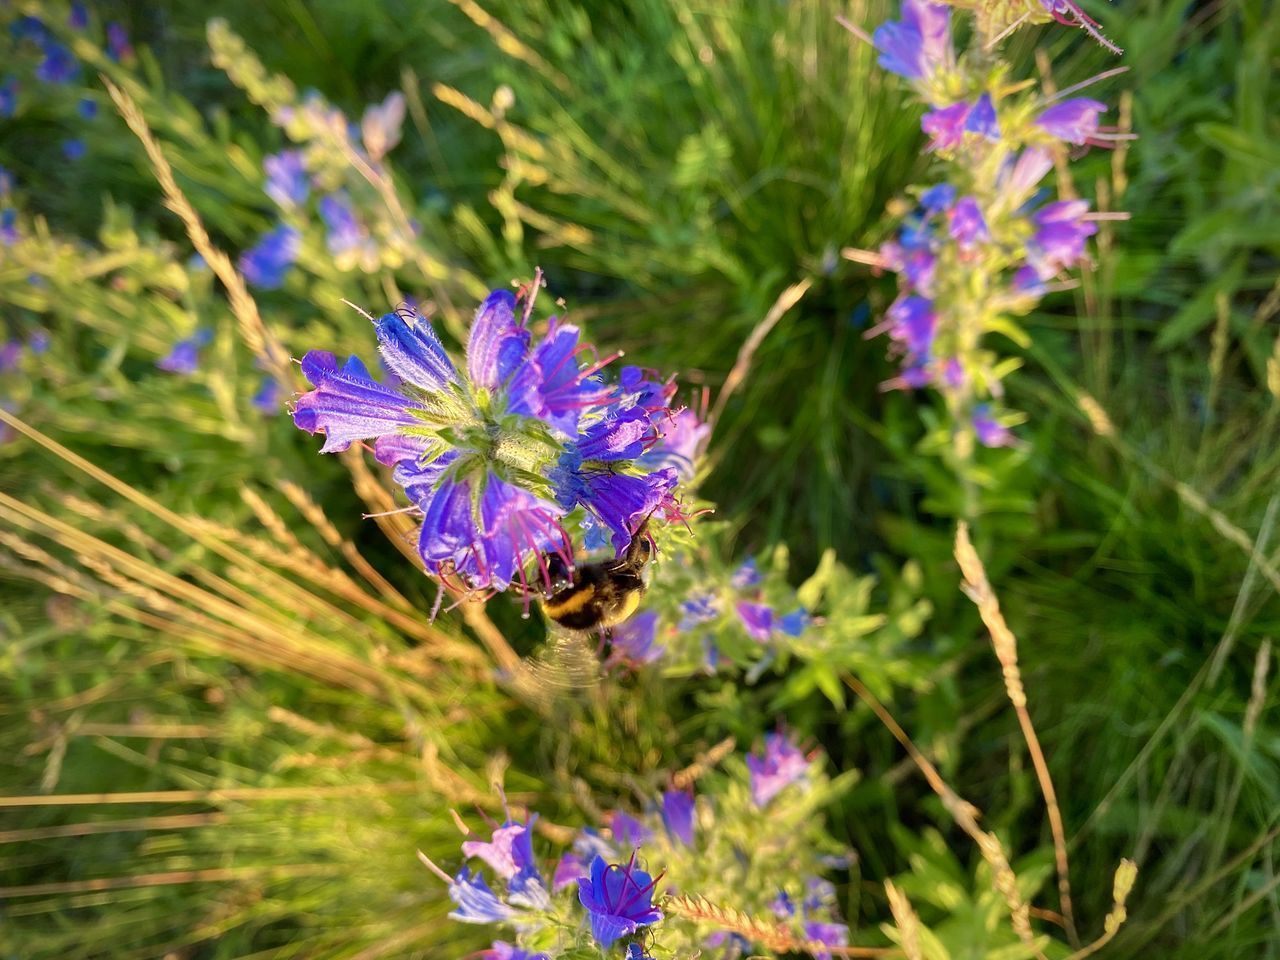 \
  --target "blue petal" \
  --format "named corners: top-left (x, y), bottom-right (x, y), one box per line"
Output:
top-left (292, 351), bottom-right (418, 453)
top-left (374, 310), bottom-right (457, 393)
top-left (466, 290), bottom-right (529, 391)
